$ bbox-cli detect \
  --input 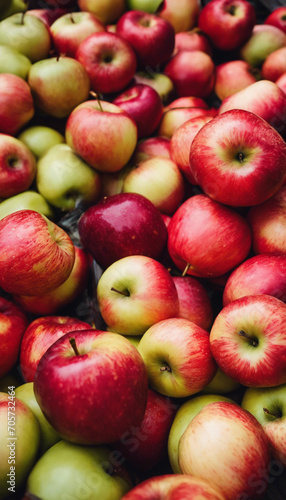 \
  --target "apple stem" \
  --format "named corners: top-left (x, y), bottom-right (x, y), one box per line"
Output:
top-left (237, 330), bottom-right (258, 347)
top-left (263, 407), bottom-right (282, 419)
top-left (111, 287), bottom-right (129, 297)
top-left (90, 91), bottom-right (104, 112)
top-left (69, 337), bottom-right (80, 356)
top-left (21, 11), bottom-right (25, 24)
top-left (182, 263), bottom-right (191, 277)
top-left (160, 365), bottom-right (171, 372)
top-left (227, 5), bottom-right (236, 15)
top-left (70, 13), bottom-right (75, 23)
